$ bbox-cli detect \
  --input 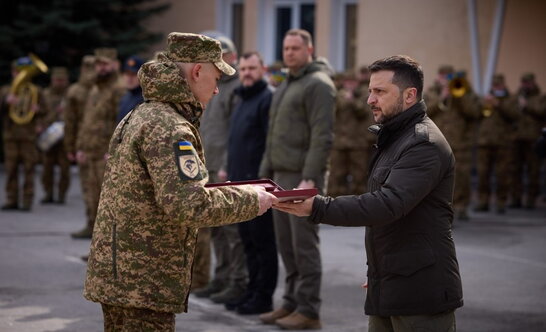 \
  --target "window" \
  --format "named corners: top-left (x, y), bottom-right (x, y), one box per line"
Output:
top-left (274, 1), bottom-right (315, 62)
